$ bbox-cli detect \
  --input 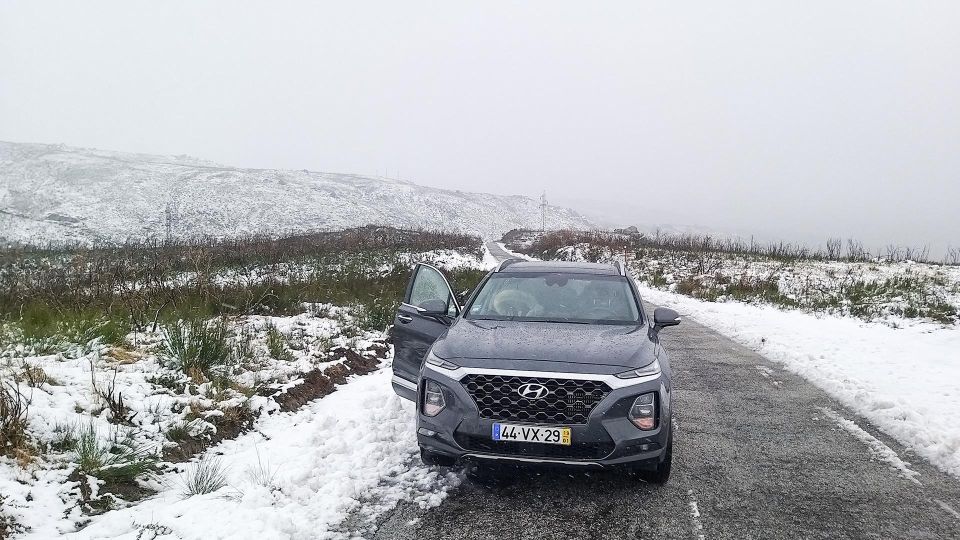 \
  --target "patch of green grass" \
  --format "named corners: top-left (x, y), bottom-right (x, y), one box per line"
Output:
top-left (726, 275), bottom-right (791, 305)
top-left (50, 421), bottom-right (78, 452)
top-left (648, 268), bottom-right (668, 288)
top-left (355, 300), bottom-right (395, 332)
top-left (14, 306), bottom-right (128, 352)
top-left (162, 319), bottom-right (233, 381)
top-left (264, 321), bottom-right (293, 361)
top-left (165, 420), bottom-right (198, 444)
top-left (146, 372), bottom-right (187, 394)
top-left (71, 425), bottom-right (156, 484)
